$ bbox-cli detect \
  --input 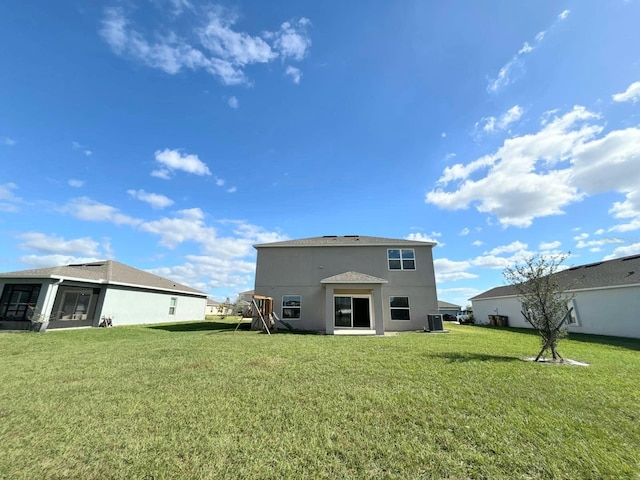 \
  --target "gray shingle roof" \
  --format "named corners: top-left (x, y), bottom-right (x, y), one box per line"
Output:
top-left (321, 271), bottom-right (389, 284)
top-left (255, 235), bottom-right (436, 248)
top-left (471, 254), bottom-right (640, 300)
top-left (0, 260), bottom-right (206, 296)
top-left (438, 300), bottom-right (461, 309)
